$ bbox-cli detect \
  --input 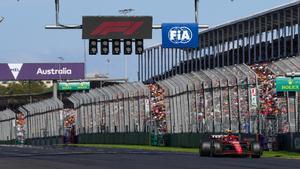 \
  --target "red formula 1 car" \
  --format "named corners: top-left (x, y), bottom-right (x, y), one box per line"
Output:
top-left (200, 133), bottom-right (262, 158)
